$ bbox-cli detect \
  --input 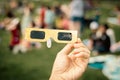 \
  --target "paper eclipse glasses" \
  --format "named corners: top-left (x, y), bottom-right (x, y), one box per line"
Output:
top-left (24, 28), bottom-right (78, 47)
